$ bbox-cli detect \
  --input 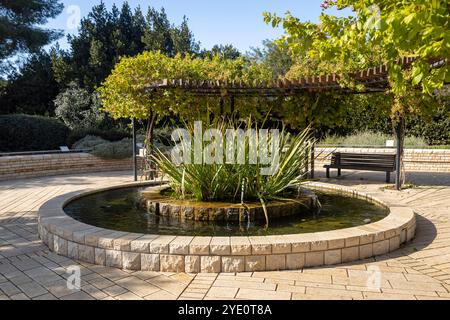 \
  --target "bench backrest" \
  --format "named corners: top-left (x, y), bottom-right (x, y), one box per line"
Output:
top-left (331, 152), bottom-right (396, 169)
